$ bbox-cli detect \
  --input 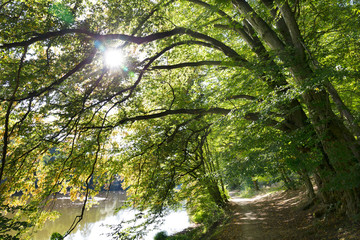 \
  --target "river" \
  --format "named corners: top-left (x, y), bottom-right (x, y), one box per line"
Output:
top-left (32, 192), bottom-right (190, 240)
